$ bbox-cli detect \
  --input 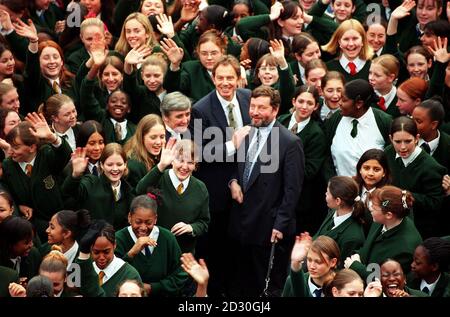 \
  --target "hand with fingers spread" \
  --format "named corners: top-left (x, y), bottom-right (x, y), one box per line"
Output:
top-left (269, 39), bottom-right (287, 69)
top-left (390, 0), bottom-right (416, 20)
top-left (428, 37), bottom-right (450, 64)
top-left (290, 232), bottom-right (312, 272)
top-left (171, 222), bottom-right (193, 236)
top-left (180, 0), bottom-right (201, 24)
top-left (25, 112), bottom-right (58, 143)
top-left (71, 147), bottom-right (89, 178)
top-left (90, 35), bottom-right (108, 66)
top-left (125, 46), bottom-right (153, 66)
top-left (13, 18), bottom-right (38, 42)
top-left (180, 252), bottom-right (209, 293)
top-left (160, 38), bottom-right (184, 69)
top-left (156, 14), bottom-right (175, 38)
top-left (157, 137), bottom-right (178, 171)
